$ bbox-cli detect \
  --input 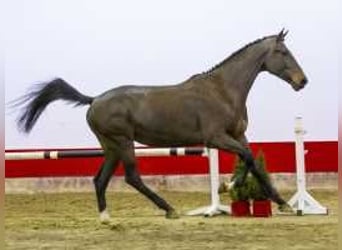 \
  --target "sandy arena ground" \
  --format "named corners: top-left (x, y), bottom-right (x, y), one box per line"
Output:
top-left (5, 189), bottom-right (338, 250)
